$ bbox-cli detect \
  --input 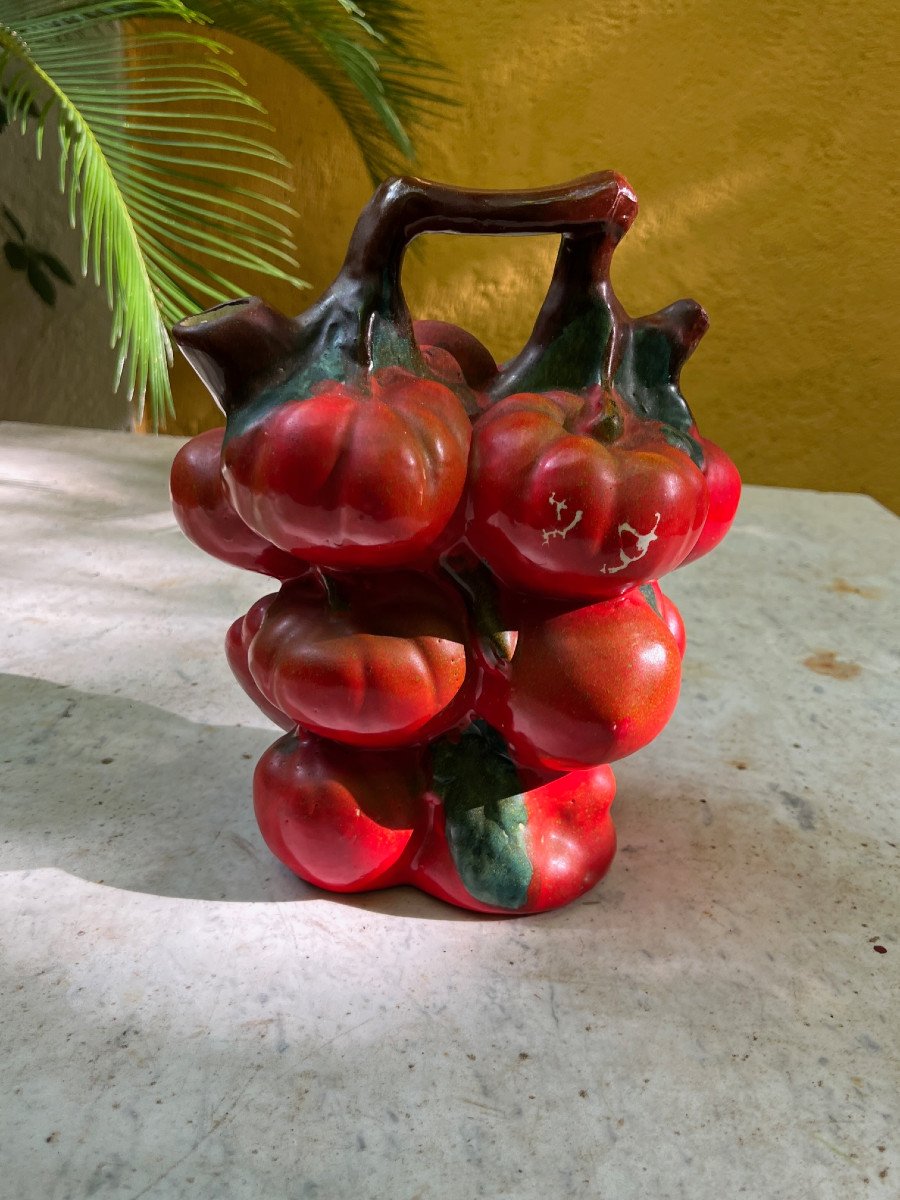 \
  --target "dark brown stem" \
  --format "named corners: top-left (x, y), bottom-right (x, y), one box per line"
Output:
top-left (172, 172), bottom-right (640, 419)
top-left (342, 171), bottom-right (638, 284)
